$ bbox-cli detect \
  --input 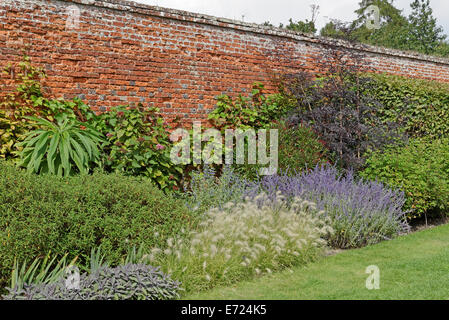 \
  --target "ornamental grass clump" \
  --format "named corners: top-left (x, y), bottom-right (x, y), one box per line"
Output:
top-left (246, 166), bottom-right (410, 249)
top-left (149, 194), bottom-right (332, 294)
